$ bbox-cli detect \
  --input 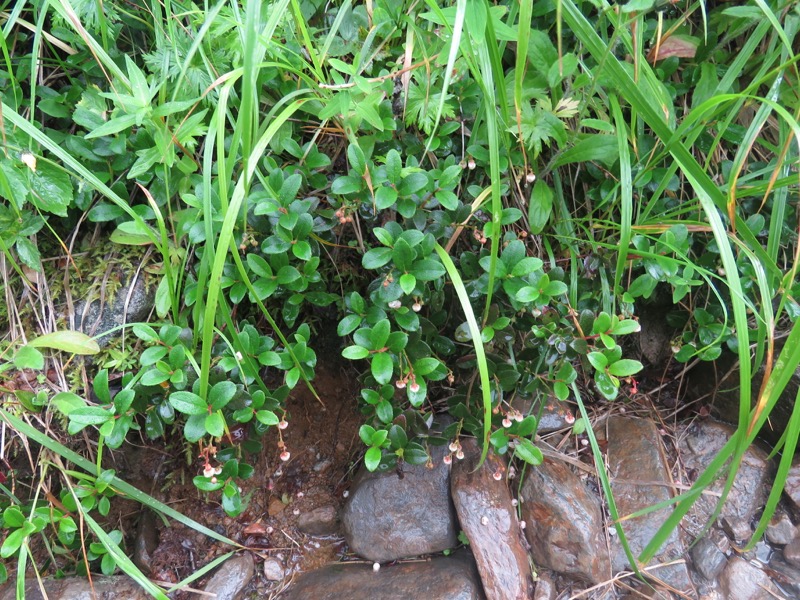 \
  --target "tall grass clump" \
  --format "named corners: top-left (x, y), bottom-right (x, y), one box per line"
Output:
top-left (0, 0), bottom-right (796, 589)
